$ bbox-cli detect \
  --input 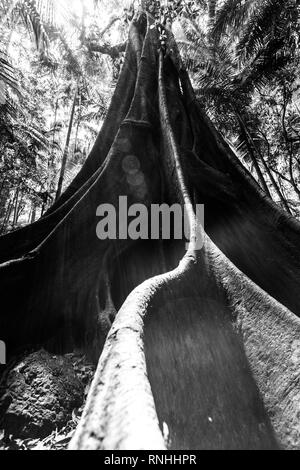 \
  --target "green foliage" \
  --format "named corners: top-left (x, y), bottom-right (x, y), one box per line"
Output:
top-left (0, 0), bottom-right (120, 231)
